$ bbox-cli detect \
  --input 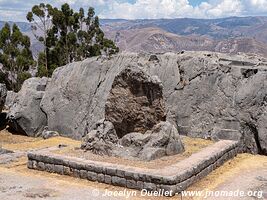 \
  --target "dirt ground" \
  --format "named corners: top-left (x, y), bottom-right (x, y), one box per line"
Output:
top-left (53, 135), bottom-right (214, 169)
top-left (0, 129), bottom-right (267, 200)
